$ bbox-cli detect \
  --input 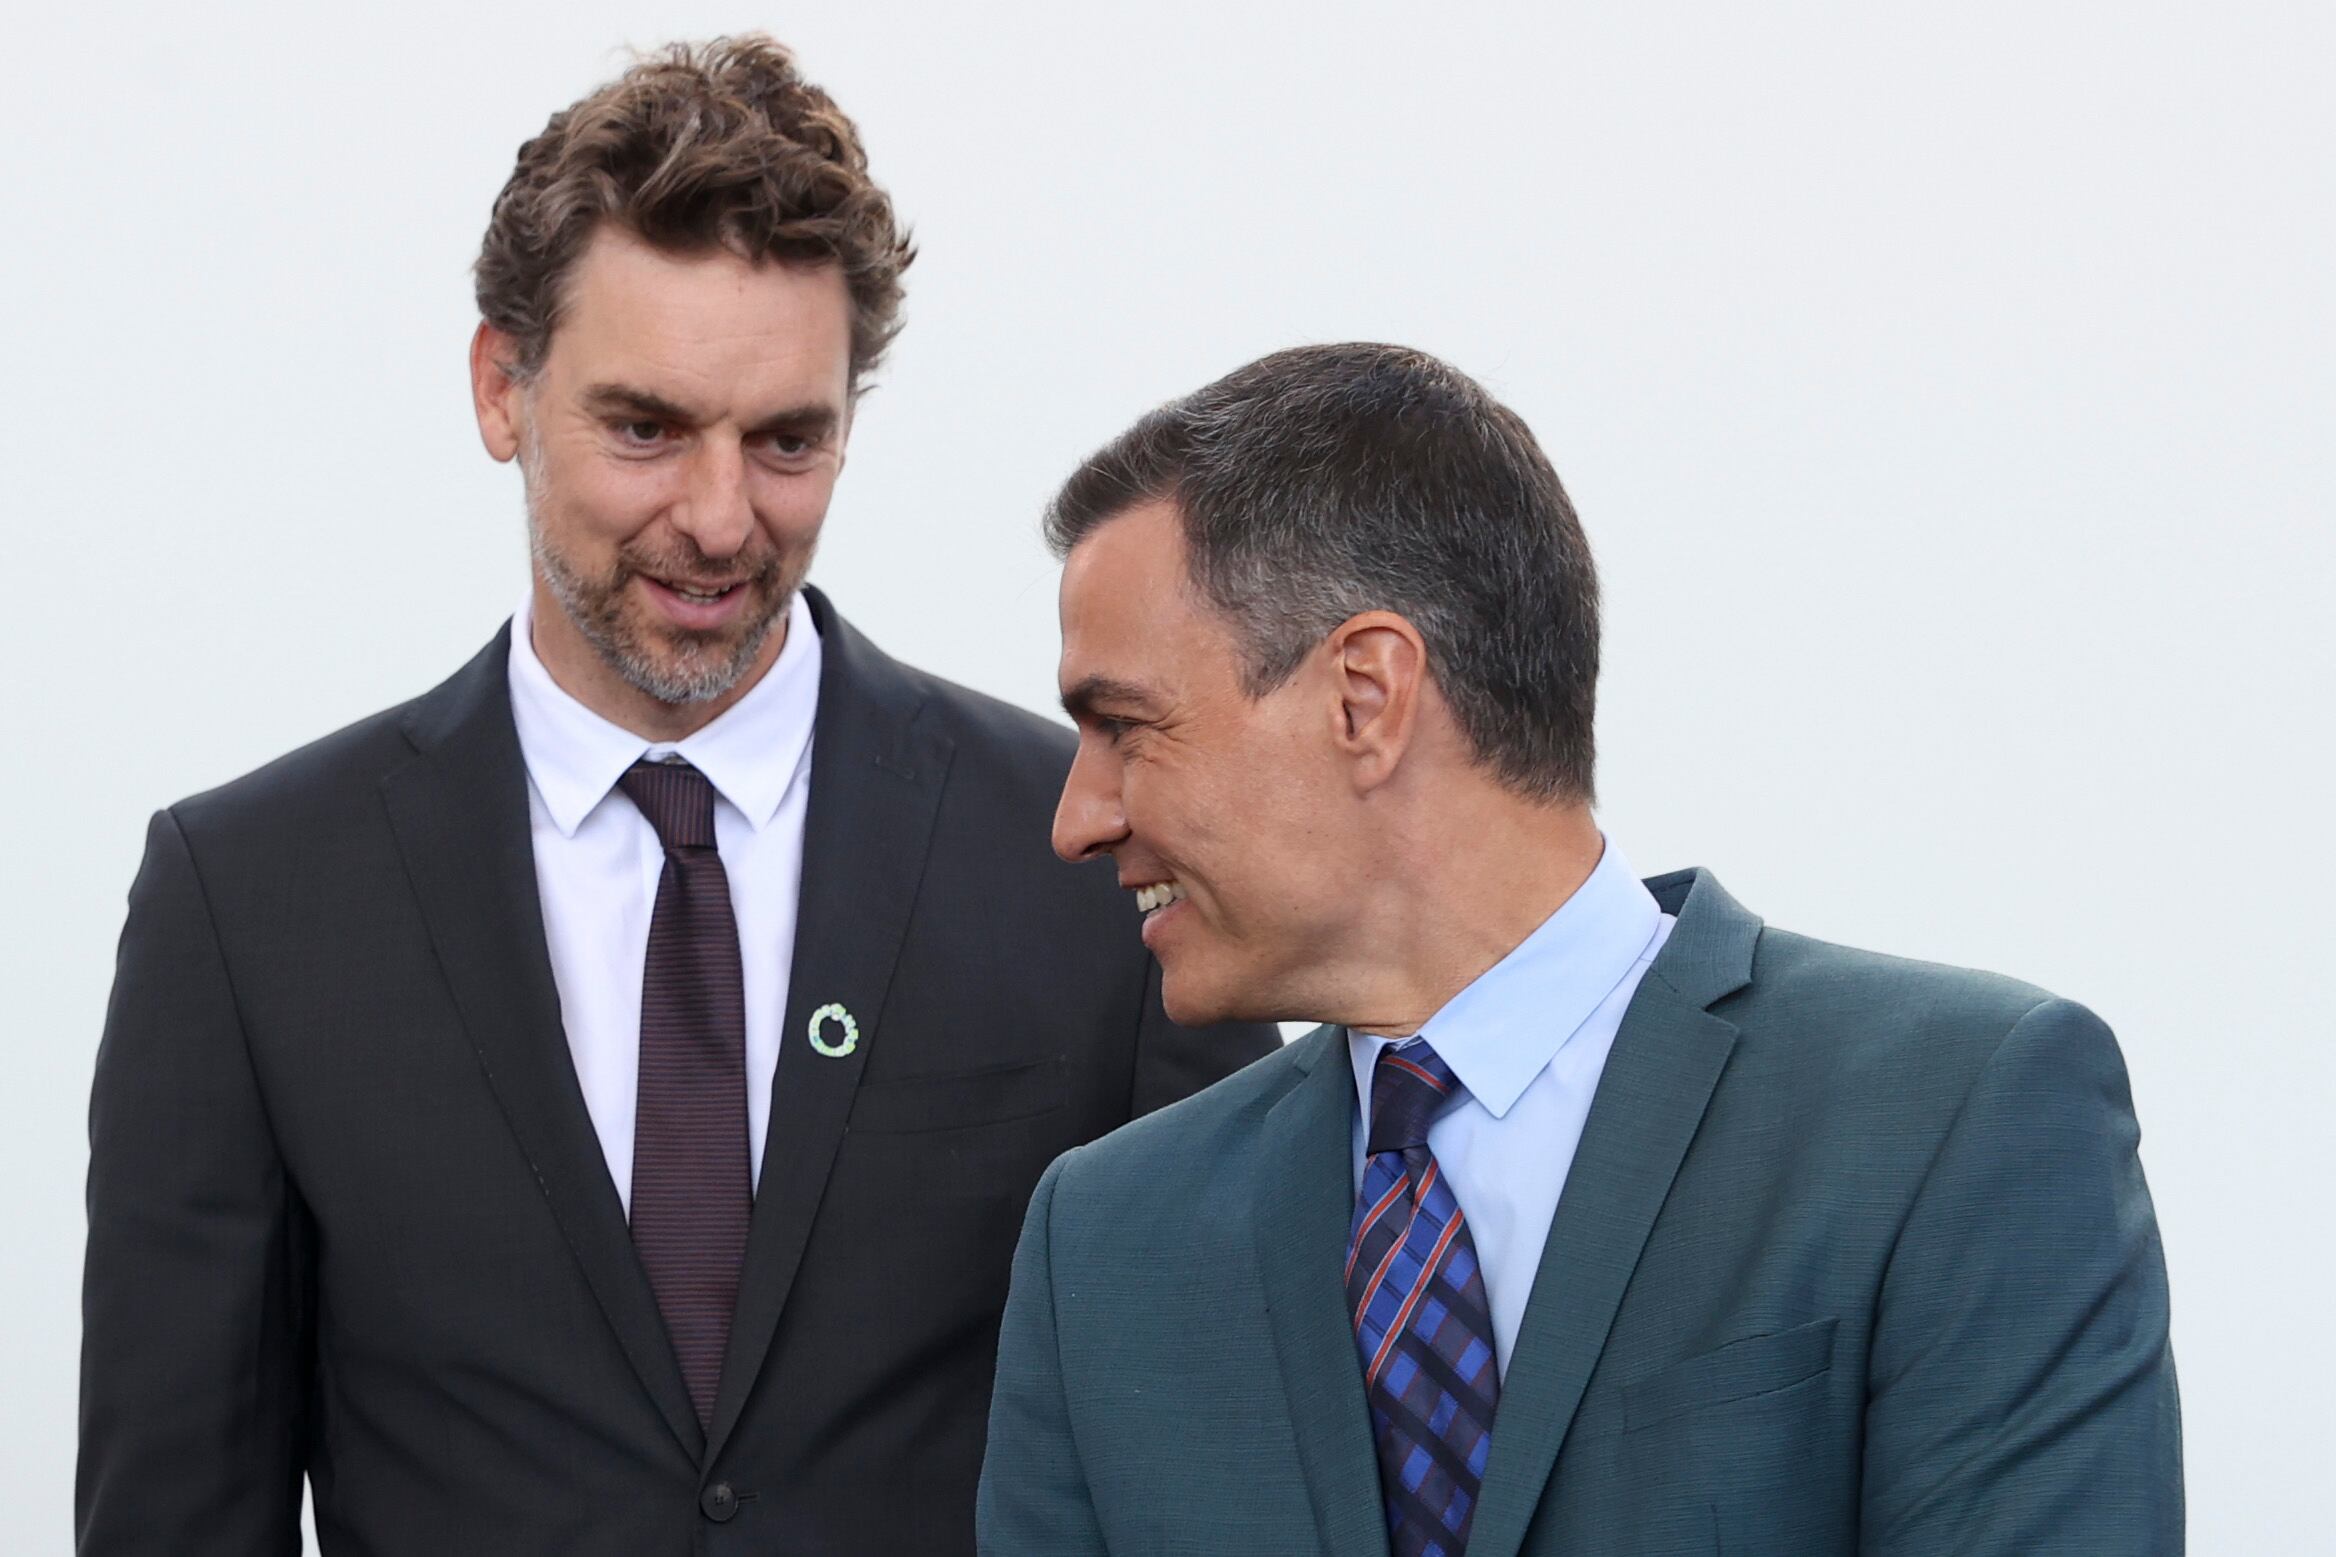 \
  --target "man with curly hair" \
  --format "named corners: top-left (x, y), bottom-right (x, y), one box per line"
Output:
top-left (78, 37), bottom-right (1276, 1556)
